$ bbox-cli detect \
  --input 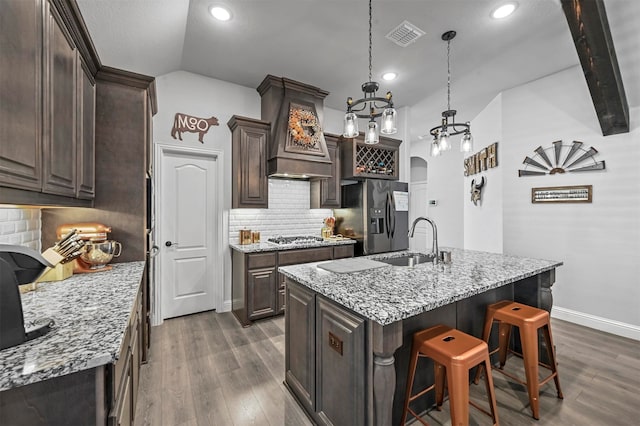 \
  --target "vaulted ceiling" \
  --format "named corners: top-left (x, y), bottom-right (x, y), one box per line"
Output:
top-left (76, 0), bottom-right (639, 120)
